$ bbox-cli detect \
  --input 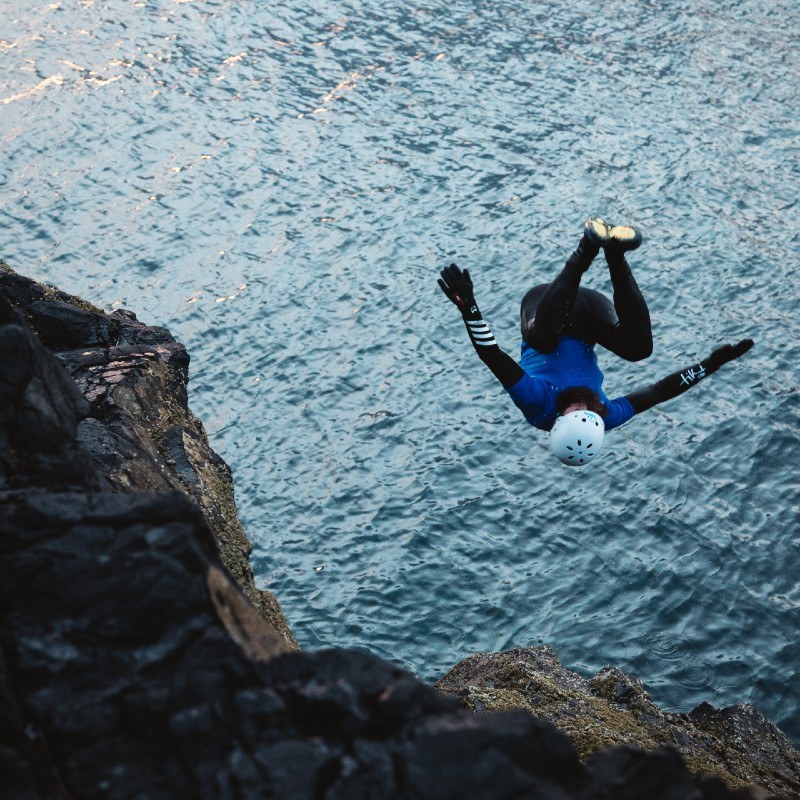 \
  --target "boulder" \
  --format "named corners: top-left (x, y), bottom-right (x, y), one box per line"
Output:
top-left (0, 491), bottom-right (765, 799)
